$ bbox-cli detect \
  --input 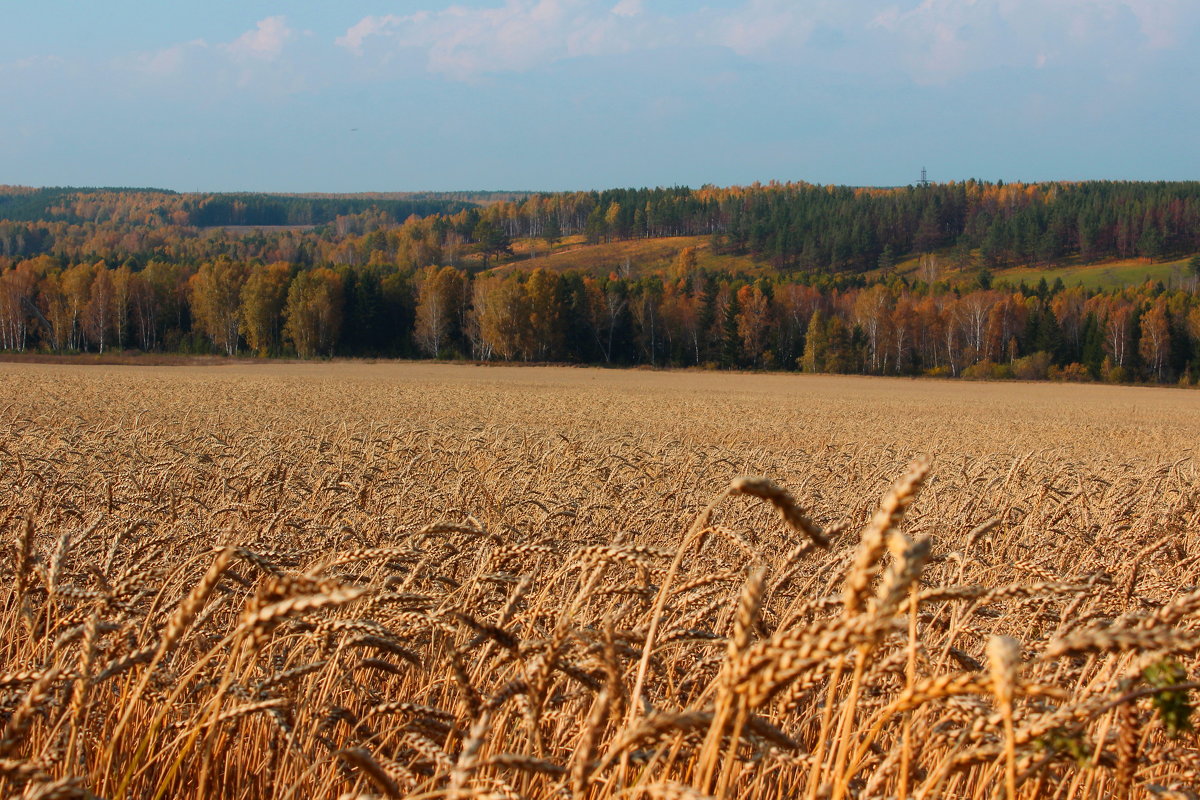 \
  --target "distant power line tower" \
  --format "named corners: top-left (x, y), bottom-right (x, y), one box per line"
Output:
top-left (918, 167), bottom-right (931, 188)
